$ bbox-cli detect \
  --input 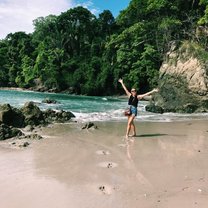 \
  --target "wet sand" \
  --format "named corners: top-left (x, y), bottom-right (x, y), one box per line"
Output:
top-left (0, 120), bottom-right (208, 208)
